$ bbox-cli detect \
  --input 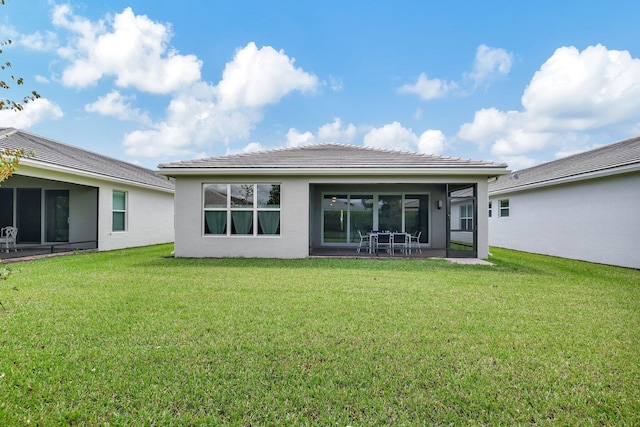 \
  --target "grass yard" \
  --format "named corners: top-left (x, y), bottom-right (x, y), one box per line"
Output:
top-left (1, 245), bottom-right (639, 425)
